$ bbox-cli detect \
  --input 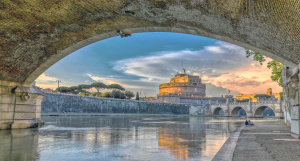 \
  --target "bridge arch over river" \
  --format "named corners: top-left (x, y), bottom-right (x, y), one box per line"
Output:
top-left (0, 0), bottom-right (300, 137)
top-left (231, 107), bottom-right (247, 117)
top-left (210, 101), bottom-right (282, 118)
